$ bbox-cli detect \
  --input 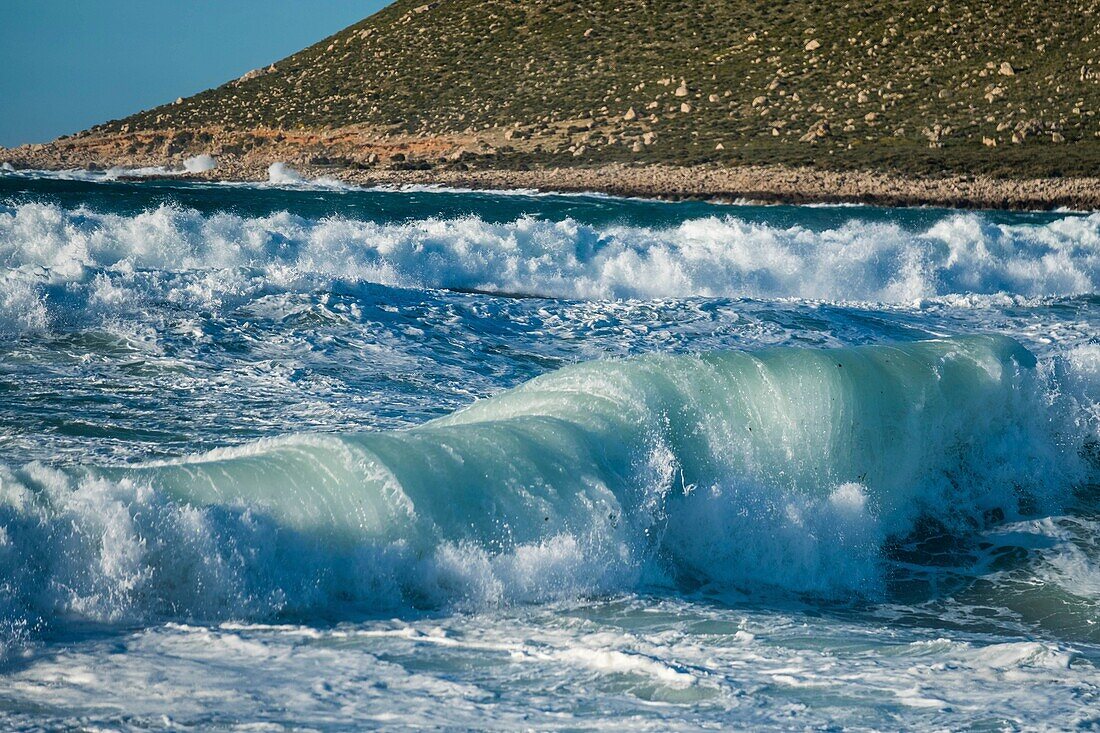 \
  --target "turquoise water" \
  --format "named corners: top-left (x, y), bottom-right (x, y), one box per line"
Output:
top-left (1, 171), bottom-right (1098, 730)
